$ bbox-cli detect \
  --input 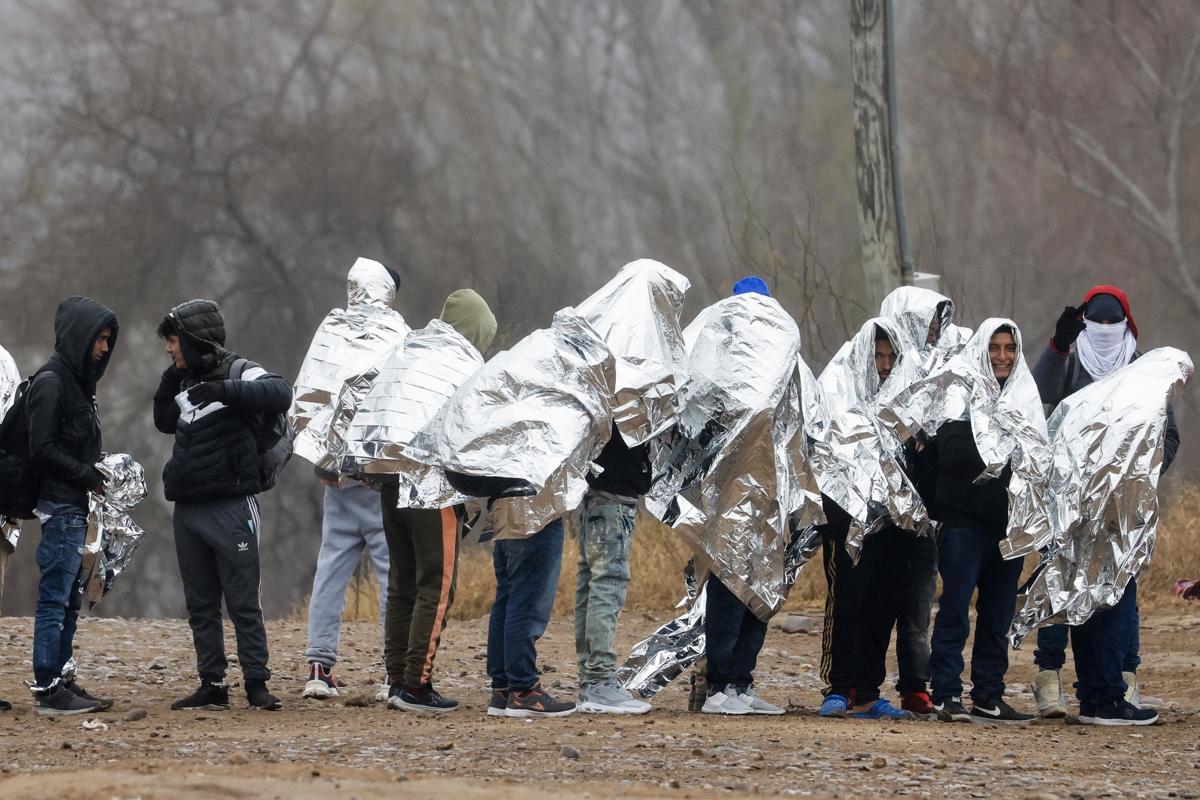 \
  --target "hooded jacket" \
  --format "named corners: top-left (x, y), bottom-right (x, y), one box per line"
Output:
top-left (27, 296), bottom-right (119, 509)
top-left (153, 300), bottom-right (290, 501)
top-left (440, 289), bottom-right (497, 353)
